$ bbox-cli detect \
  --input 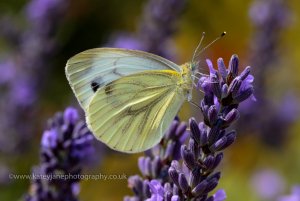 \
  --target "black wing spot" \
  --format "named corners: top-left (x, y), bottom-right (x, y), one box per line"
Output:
top-left (91, 81), bottom-right (100, 92)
